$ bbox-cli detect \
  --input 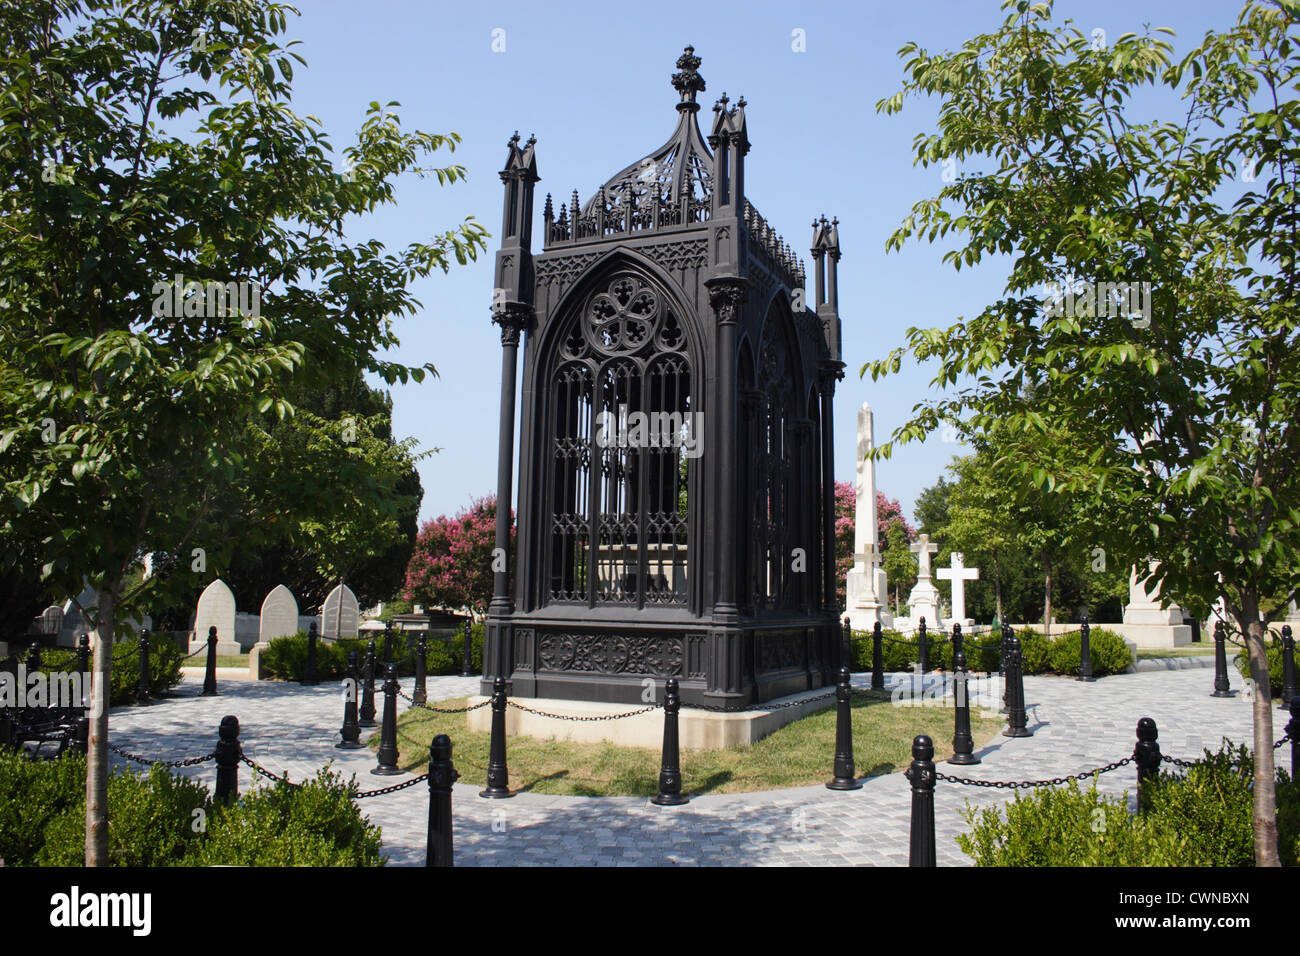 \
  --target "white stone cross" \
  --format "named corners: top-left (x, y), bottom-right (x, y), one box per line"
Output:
top-left (910, 534), bottom-right (939, 579)
top-left (936, 551), bottom-right (980, 623)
